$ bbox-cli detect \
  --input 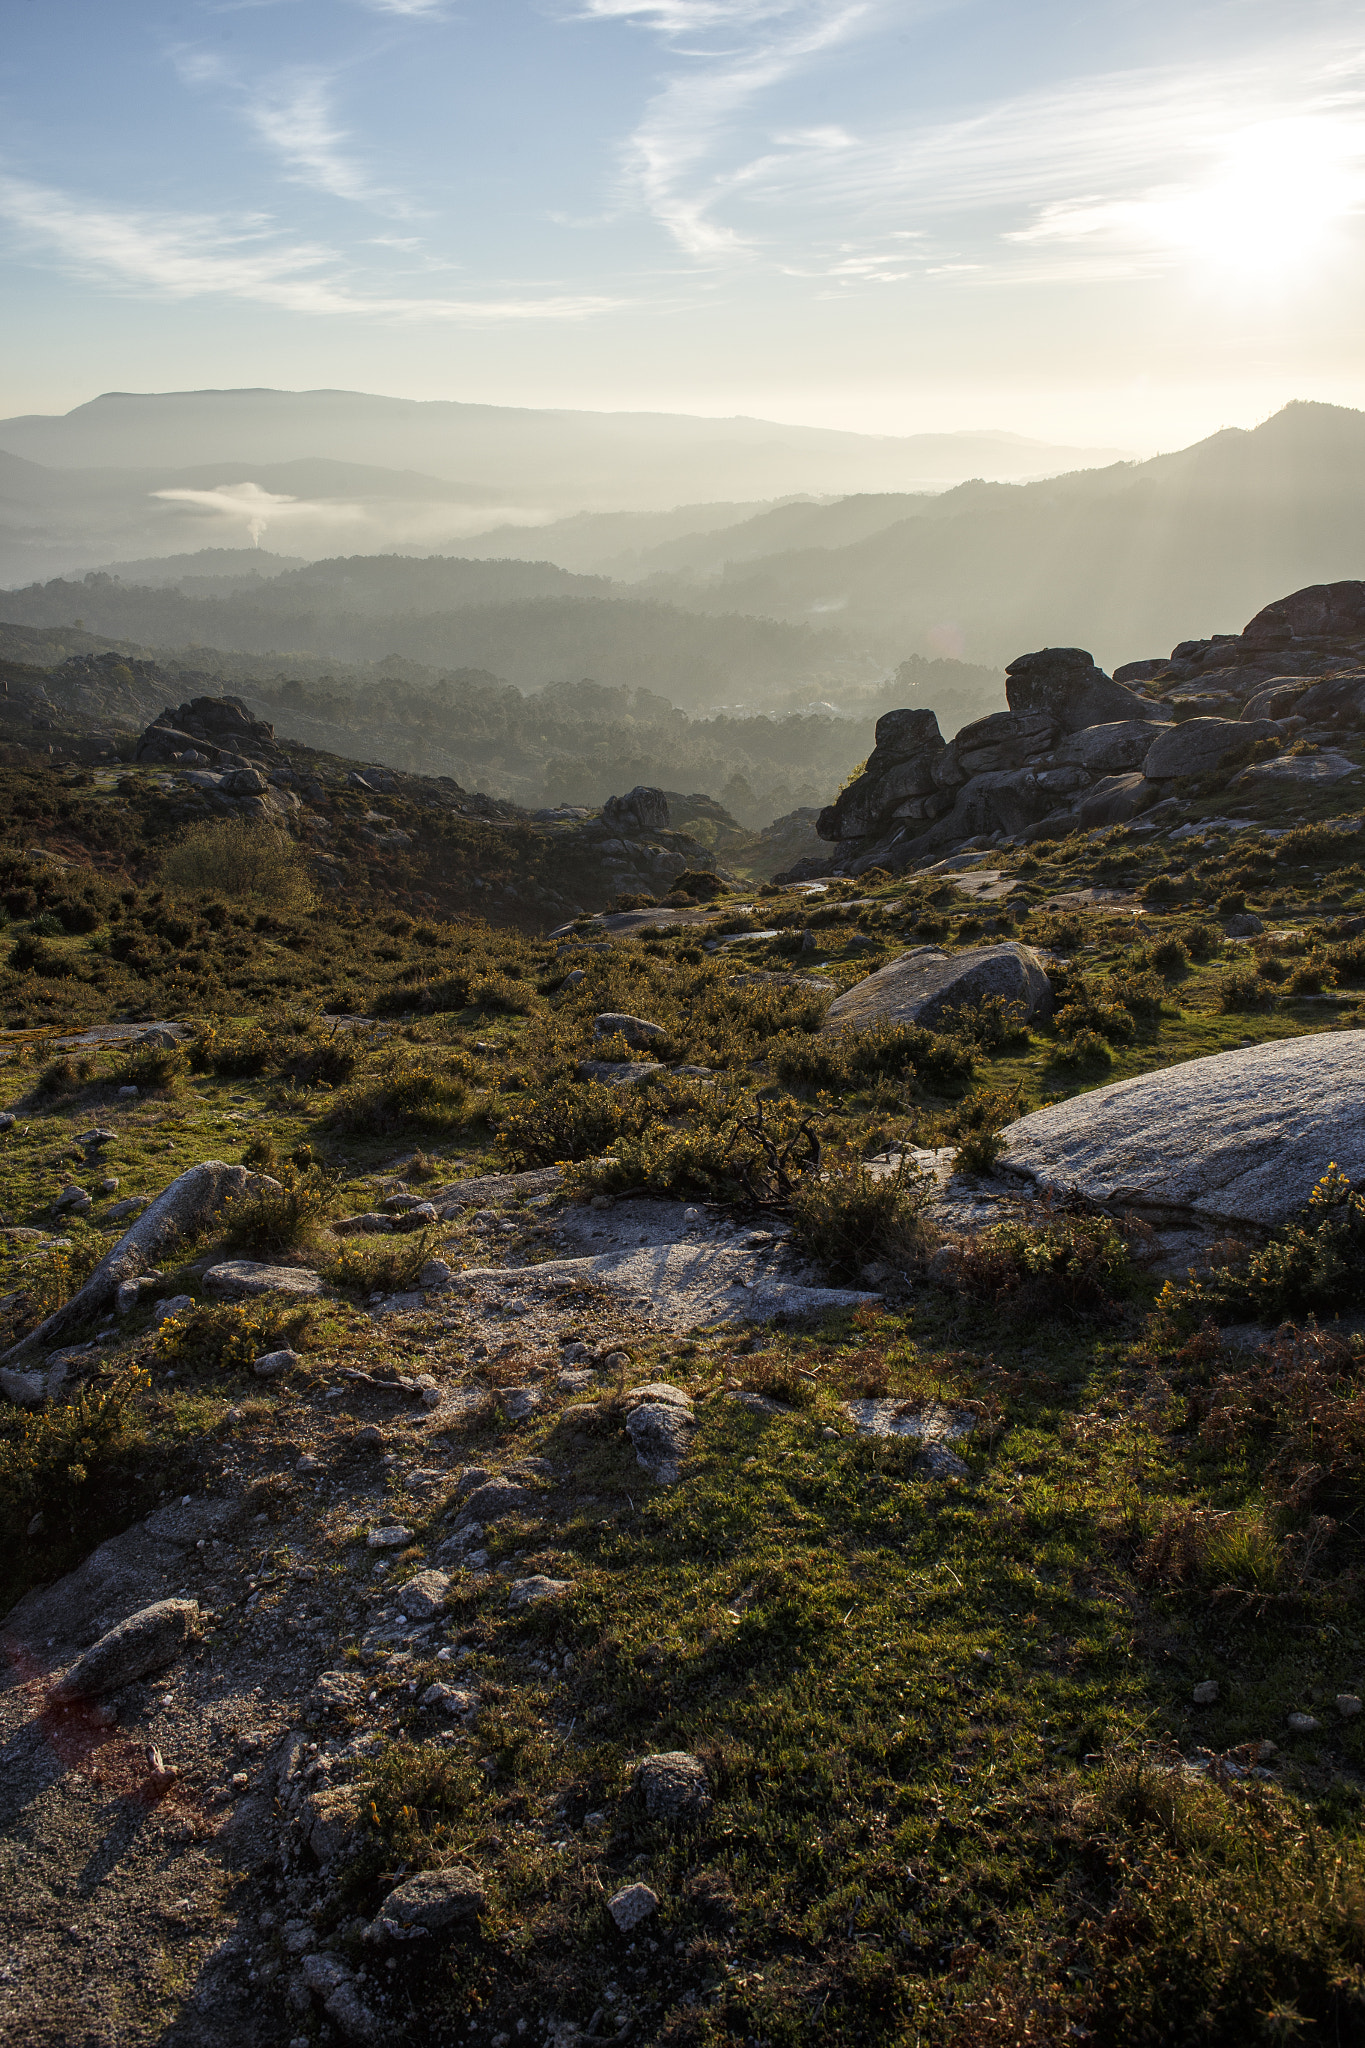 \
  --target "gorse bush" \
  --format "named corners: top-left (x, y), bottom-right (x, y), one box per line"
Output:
top-left (191, 1023), bottom-right (275, 1077)
top-left (32, 1053), bottom-right (95, 1099)
top-left (0, 1362), bottom-right (148, 1537)
top-left (772, 1018), bottom-right (974, 1097)
top-left (1164, 1165), bottom-right (1365, 1323)
top-left (788, 1149), bottom-right (935, 1283)
top-left (940, 1083), bottom-right (1024, 1174)
top-left (158, 1299), bottom-right (318, 1375)
top-left (160, 817), bottom-right (314, 912)
top-left (495, 1078), bottom-right (638, 1167)
top-left (325, 1229), bottom-right (437, 1295)
top-left (220, 1167), bottom-right (336, 1256)
top-left (111, 1041), bottom-right (187, 1092)
top-left (327, 1052), bottom-right (472, 1135)
top-left (942, 1209), bottom-right (1137, 1318)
